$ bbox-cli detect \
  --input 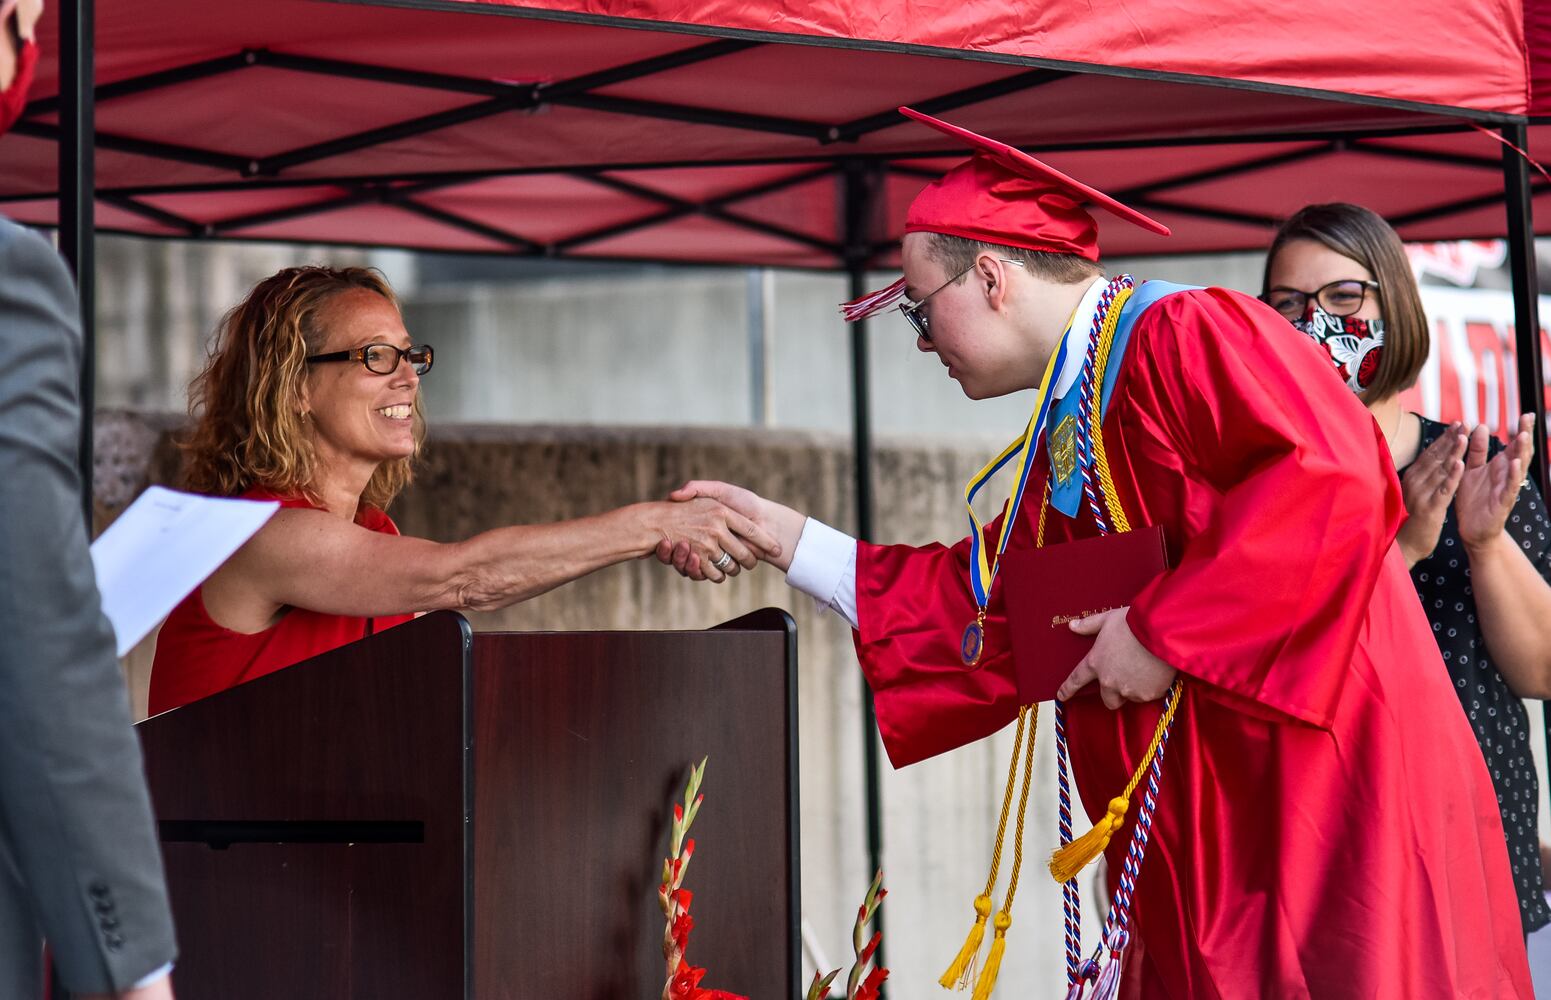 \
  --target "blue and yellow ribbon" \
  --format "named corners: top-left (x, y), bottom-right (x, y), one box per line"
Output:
top-left (964, 333), bottom-right (1070, 609)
